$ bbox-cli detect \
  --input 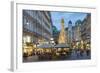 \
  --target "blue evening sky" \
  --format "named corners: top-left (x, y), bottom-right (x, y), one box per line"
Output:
top-left (51, 11), bottom-right (88, 30)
